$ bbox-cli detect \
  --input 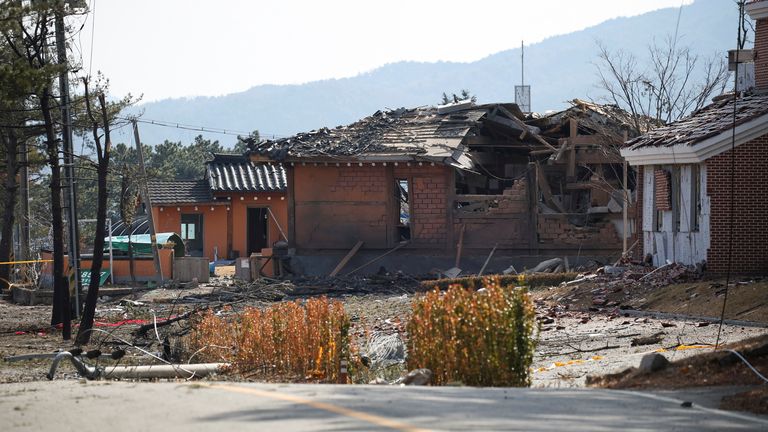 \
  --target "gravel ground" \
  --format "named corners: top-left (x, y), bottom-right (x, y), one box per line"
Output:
top-left (1, 272), bottom-right (766, 388)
